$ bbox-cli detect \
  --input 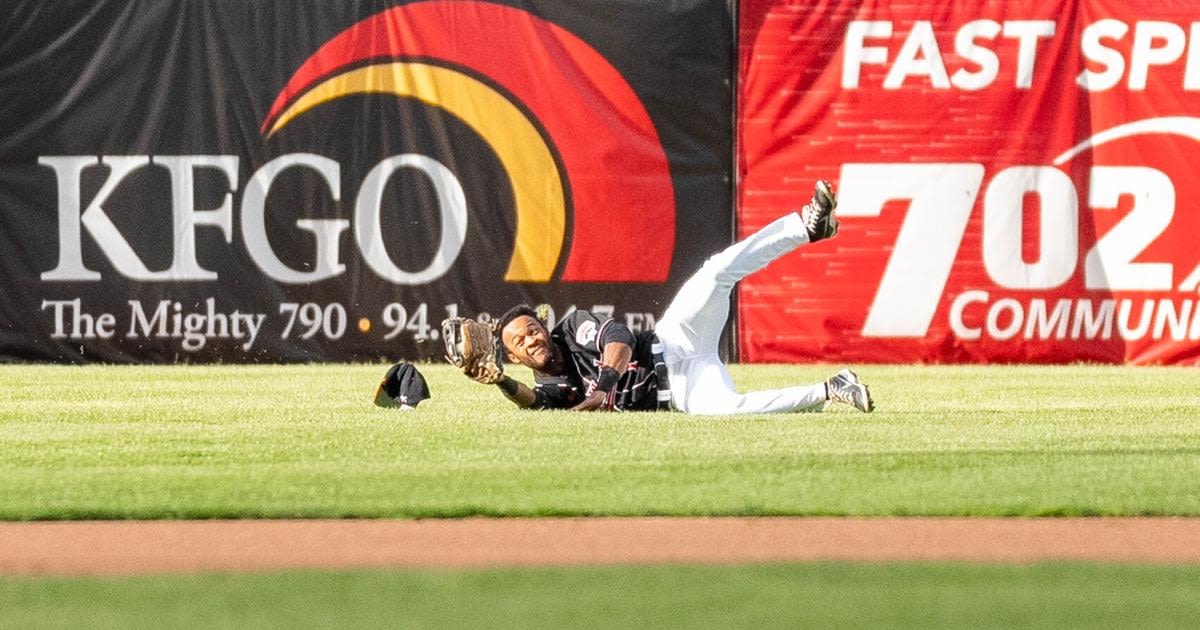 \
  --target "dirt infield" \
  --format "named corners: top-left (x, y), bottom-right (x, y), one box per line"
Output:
top-left (2, 518), bottom-right (1197, 576)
